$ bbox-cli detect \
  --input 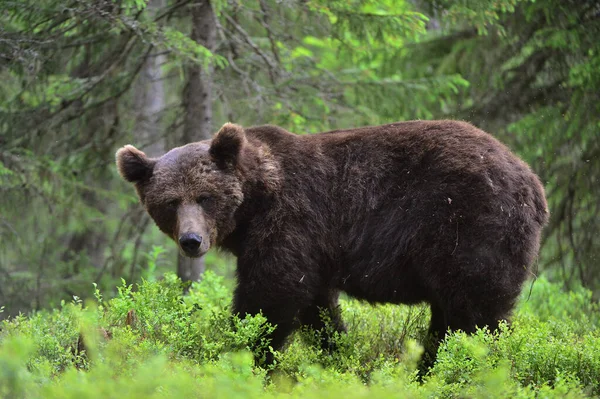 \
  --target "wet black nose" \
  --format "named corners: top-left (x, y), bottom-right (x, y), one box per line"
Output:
top-left (178, 233), bottom-right (202, 254)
